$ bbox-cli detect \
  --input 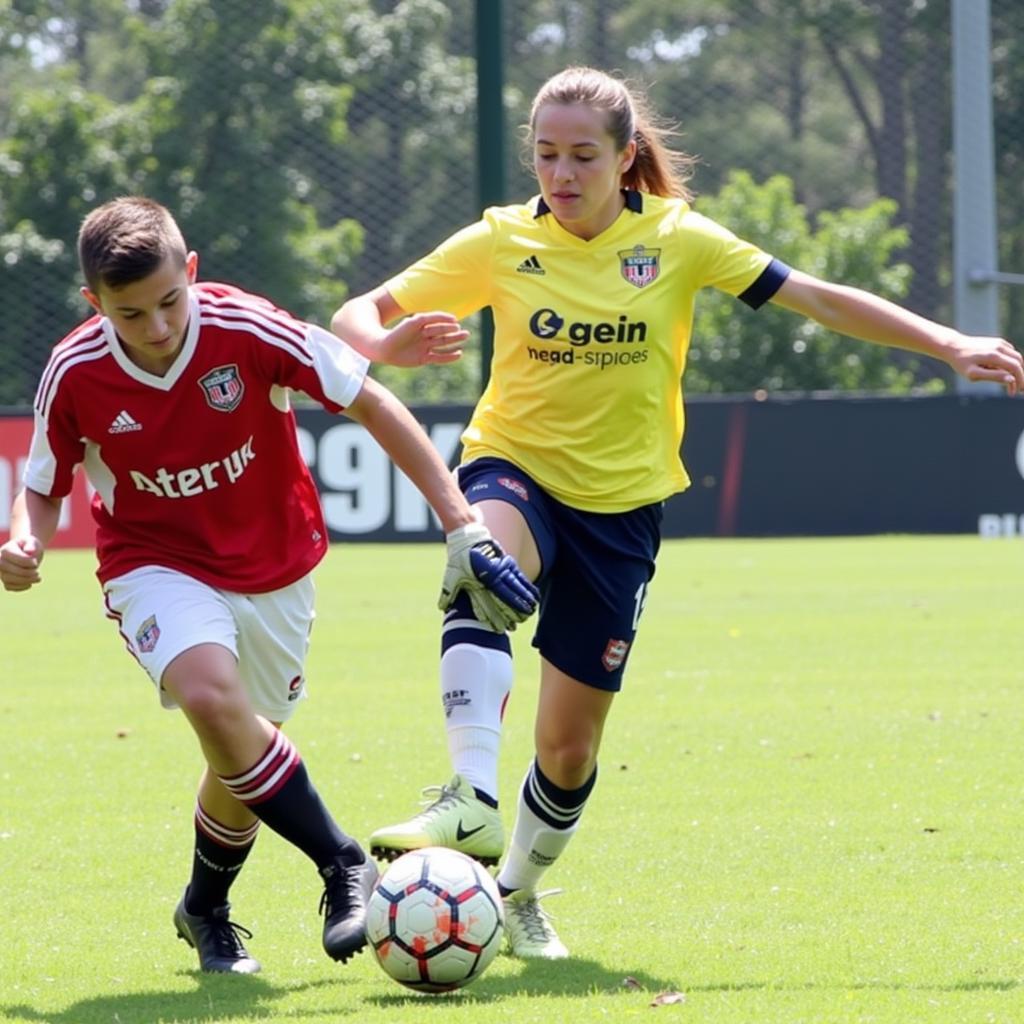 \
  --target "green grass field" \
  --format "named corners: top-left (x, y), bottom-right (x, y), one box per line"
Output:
top-left (2, 536), bottom-right (1022, 1024)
